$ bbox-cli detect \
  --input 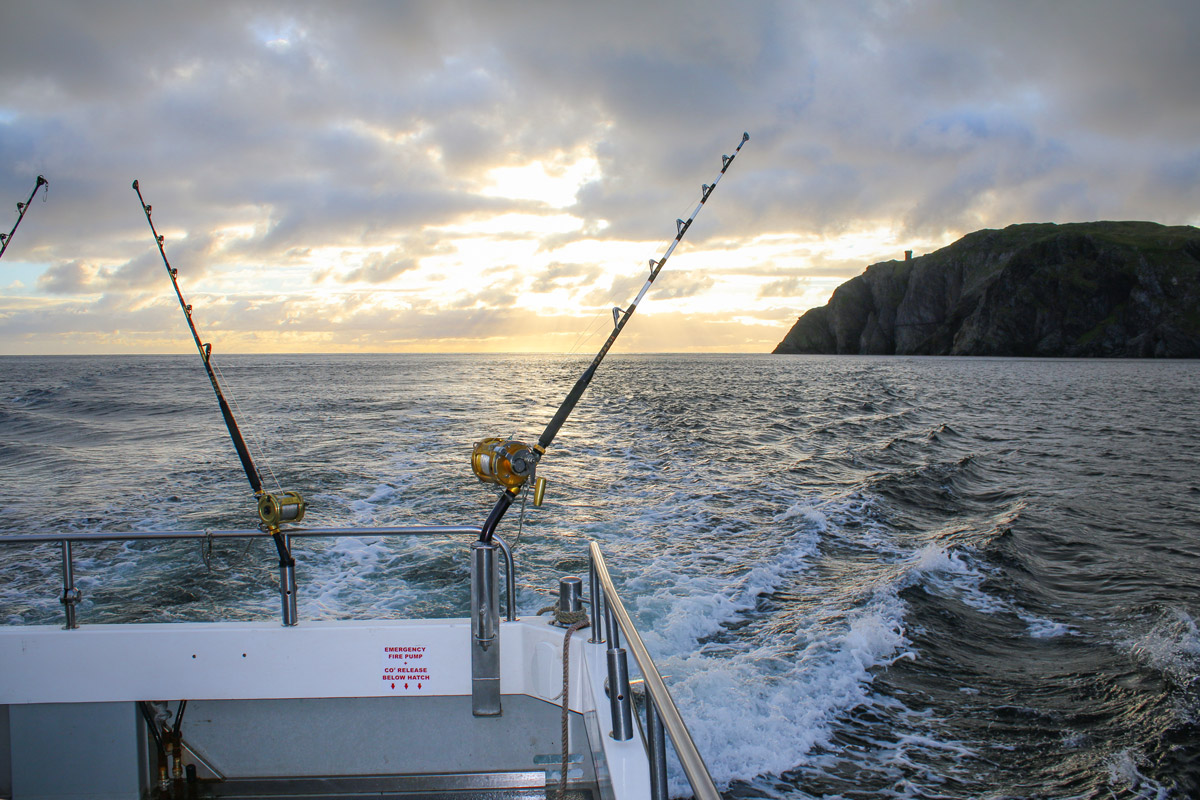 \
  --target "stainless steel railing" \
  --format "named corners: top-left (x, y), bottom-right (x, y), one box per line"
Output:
top-left (0, 525), bottom-right (514, 629)
top-left (2, 528), bottom-right (719, 797)
top-left (587, 540), bottom-right (720, 800)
